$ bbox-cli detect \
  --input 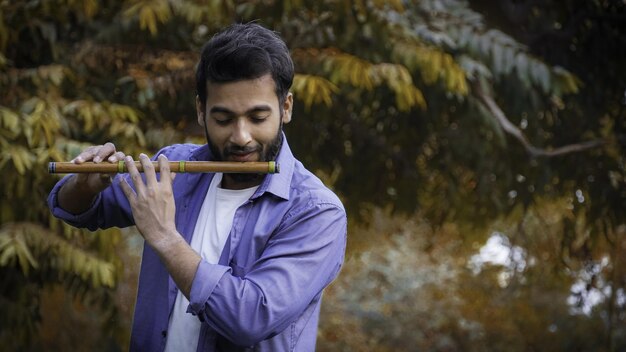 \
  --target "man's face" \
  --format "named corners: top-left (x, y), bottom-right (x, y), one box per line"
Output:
top-left (196, 74), bottom-right (292, 189)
